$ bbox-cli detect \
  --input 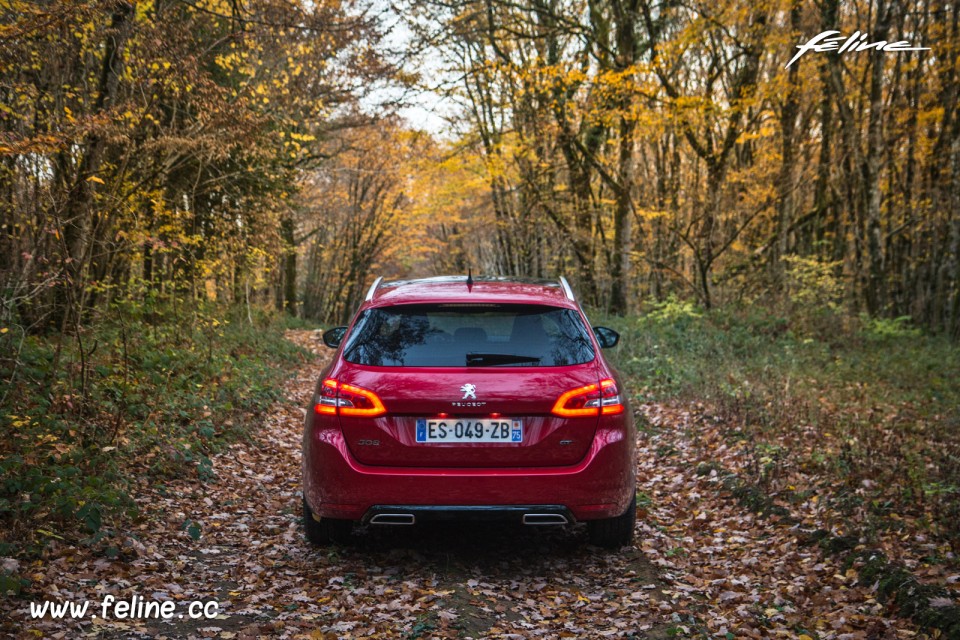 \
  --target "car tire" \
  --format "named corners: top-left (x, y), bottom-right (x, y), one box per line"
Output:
top-left (302, 496), bottom-right (352, 545)
top-left (587, 494), bottom-right (636, 549)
